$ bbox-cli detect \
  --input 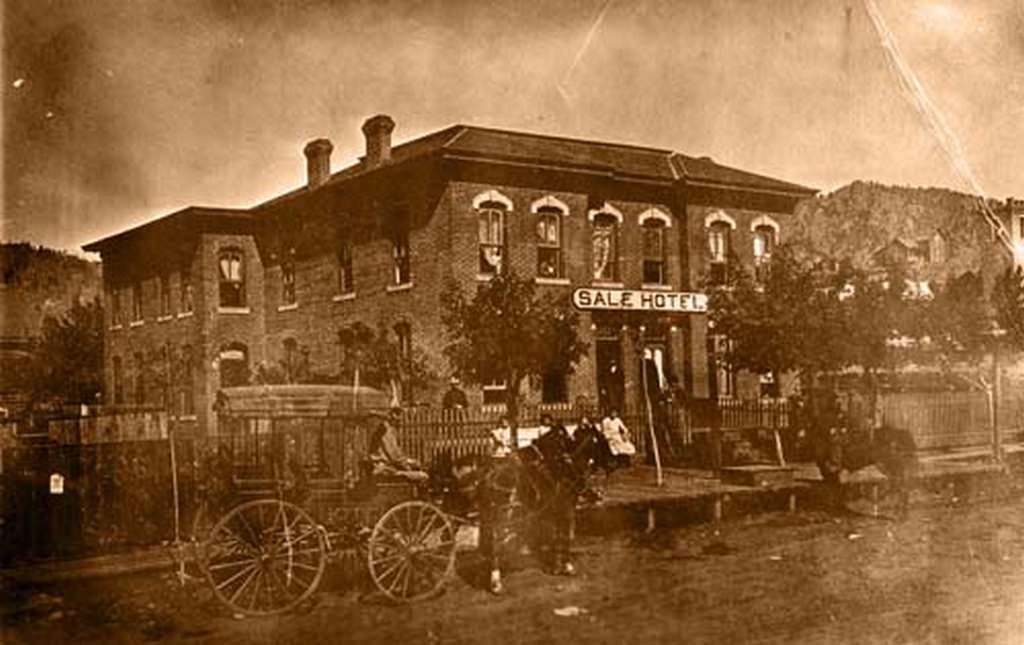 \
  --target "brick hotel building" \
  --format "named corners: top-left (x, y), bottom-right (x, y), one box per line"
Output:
top-left (84, 115), bottom-right (815, 436)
